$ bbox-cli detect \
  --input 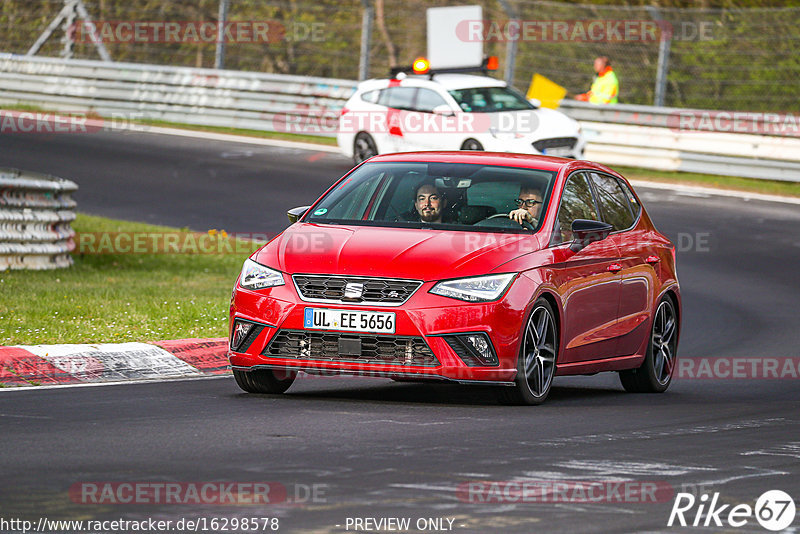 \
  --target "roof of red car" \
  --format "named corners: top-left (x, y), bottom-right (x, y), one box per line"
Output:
top-left (369, 151), bottom-right (592, 172)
